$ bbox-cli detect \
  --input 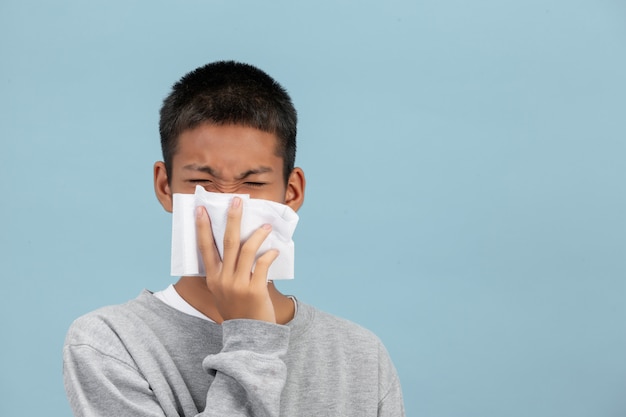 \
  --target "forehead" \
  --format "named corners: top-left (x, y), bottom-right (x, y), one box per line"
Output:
top-left (172, 123), bottom-right (283, 176)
